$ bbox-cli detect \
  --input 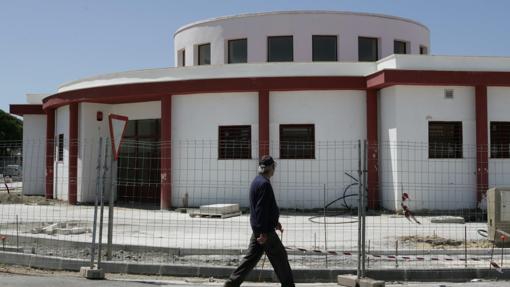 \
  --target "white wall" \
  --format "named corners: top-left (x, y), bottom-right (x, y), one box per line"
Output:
top-left (111, 101), bottom-right (161, 120)
top-left (21, 115), bottom-right (46, 196)
top-left (54, 106), bottom-right (70, 201)
top-left (379, 86), bottom-right (477, 211)
top-left (269, 90), bottom-right (366, 209)
top-left (78, 103), bottom-right (112, 203)
top-left (488, 87), bottom-right (510, 188)
top-left (171, 92), bottom-right (259, 207)
top-left (174, 11), bottom-right (429, 65)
